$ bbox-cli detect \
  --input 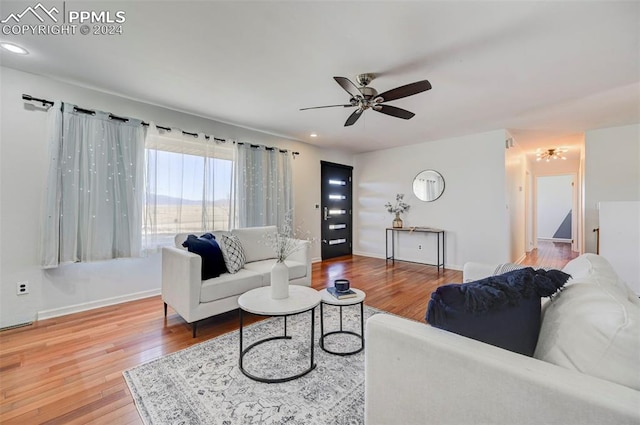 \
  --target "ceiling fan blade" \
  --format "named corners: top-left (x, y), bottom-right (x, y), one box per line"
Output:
top-left (376, 80), bottom-right (432, 103)
top-left (374, 105), bottom-right (415, 120)
top-left (334, 76), bottom-right (362, 99)
top-left (345, 109), bottom-right (364, 126)
top-left (299, 104), bottom-right (354, 111)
